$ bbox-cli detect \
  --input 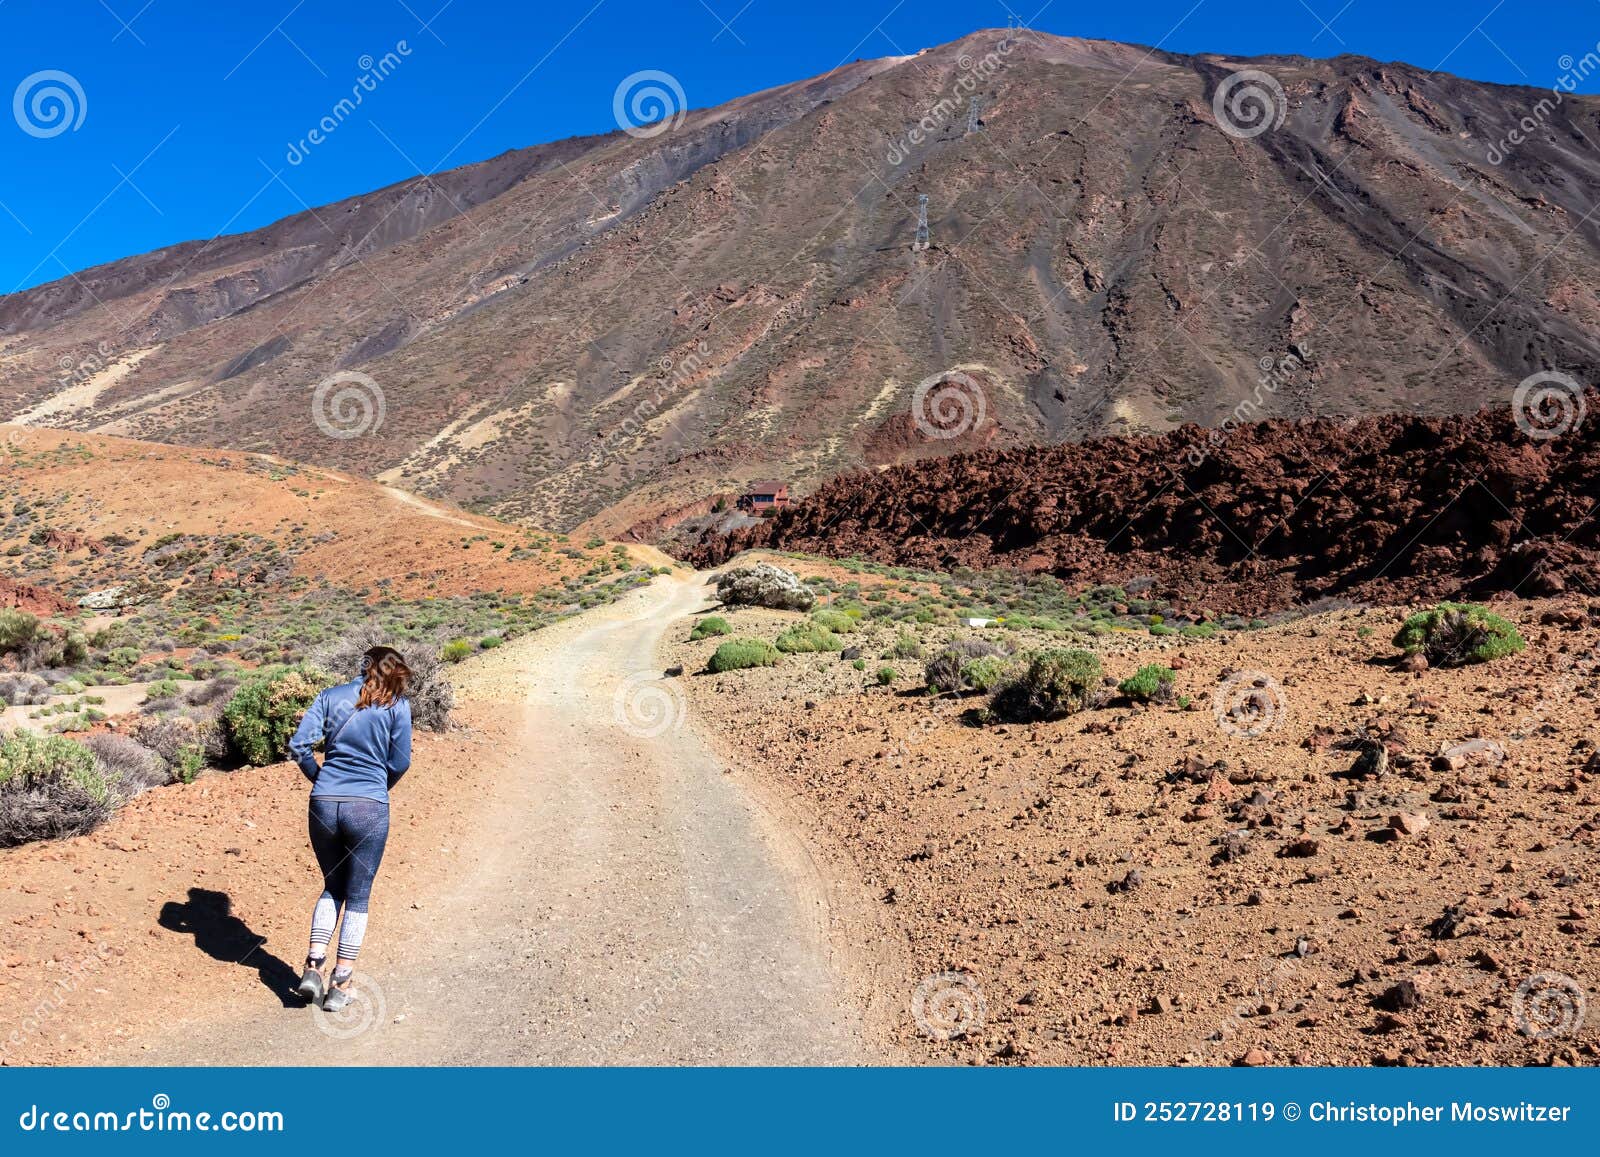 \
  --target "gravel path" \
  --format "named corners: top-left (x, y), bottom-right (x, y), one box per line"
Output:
top-left (132, 576), bottom-right (864, 1064)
